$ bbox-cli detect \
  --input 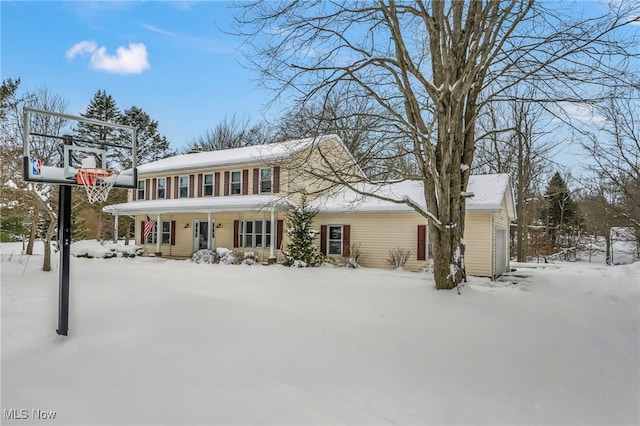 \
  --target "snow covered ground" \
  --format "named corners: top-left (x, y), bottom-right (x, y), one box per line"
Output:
top-left (2, 241), bottom-right (639, 425)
